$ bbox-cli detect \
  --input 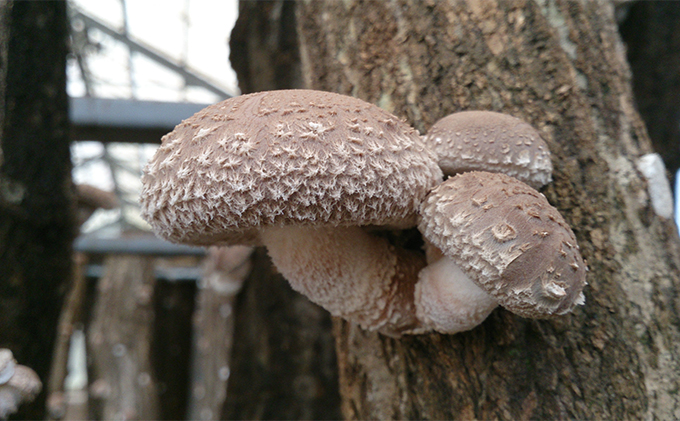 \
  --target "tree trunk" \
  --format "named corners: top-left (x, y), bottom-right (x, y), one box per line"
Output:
top-left (222, 248), bottom-right (341, 420)
top-left (87, 255), bottom-right (160, 420)
top-left (229, 0), bottom-right (303, 93)
top-left (0, 1), bottom-right (73, 419)
top-left (187, 246), bottom-right (251, 420)
top-left (296, 0), bottom-right (680, 419)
